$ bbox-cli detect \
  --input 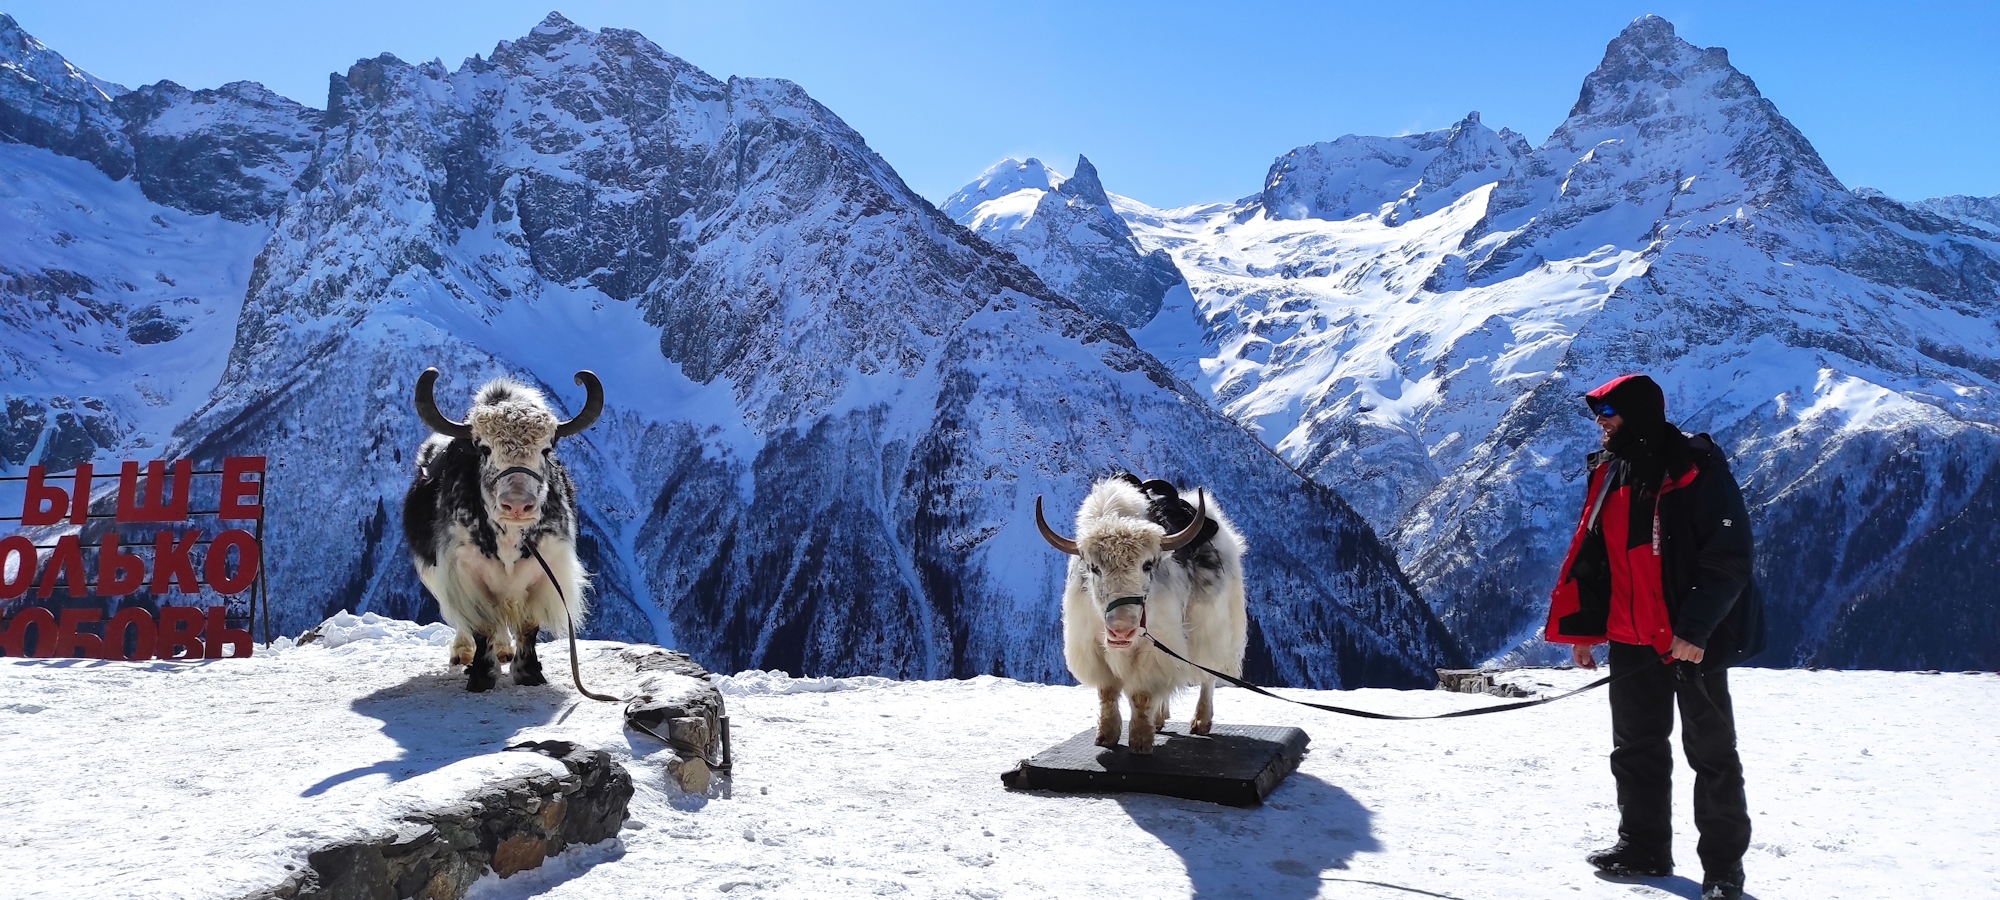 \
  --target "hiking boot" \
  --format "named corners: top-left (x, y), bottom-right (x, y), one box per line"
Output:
top-left (1586, 840), bottom-right (1672, 877)
top-left (1700, 862), bottom-right (1745, 900)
